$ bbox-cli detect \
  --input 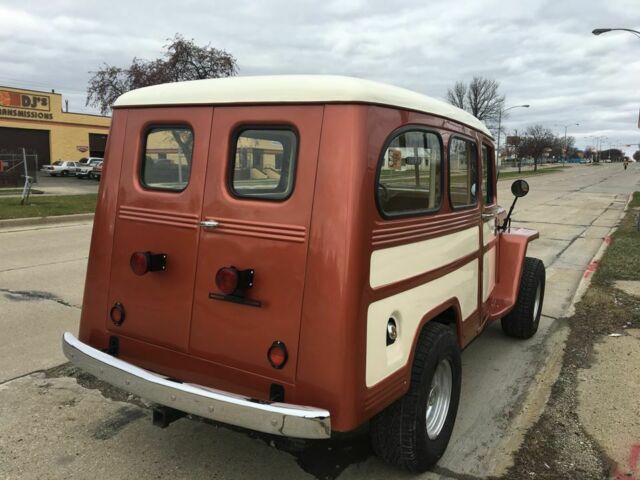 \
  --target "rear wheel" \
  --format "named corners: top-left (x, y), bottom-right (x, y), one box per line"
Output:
top-left (370, 321), bottom-right (461, 472)
top-left (501, 257), bottom-right (545, 339)
top-left (61, 170), bottom-right (68, 177)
